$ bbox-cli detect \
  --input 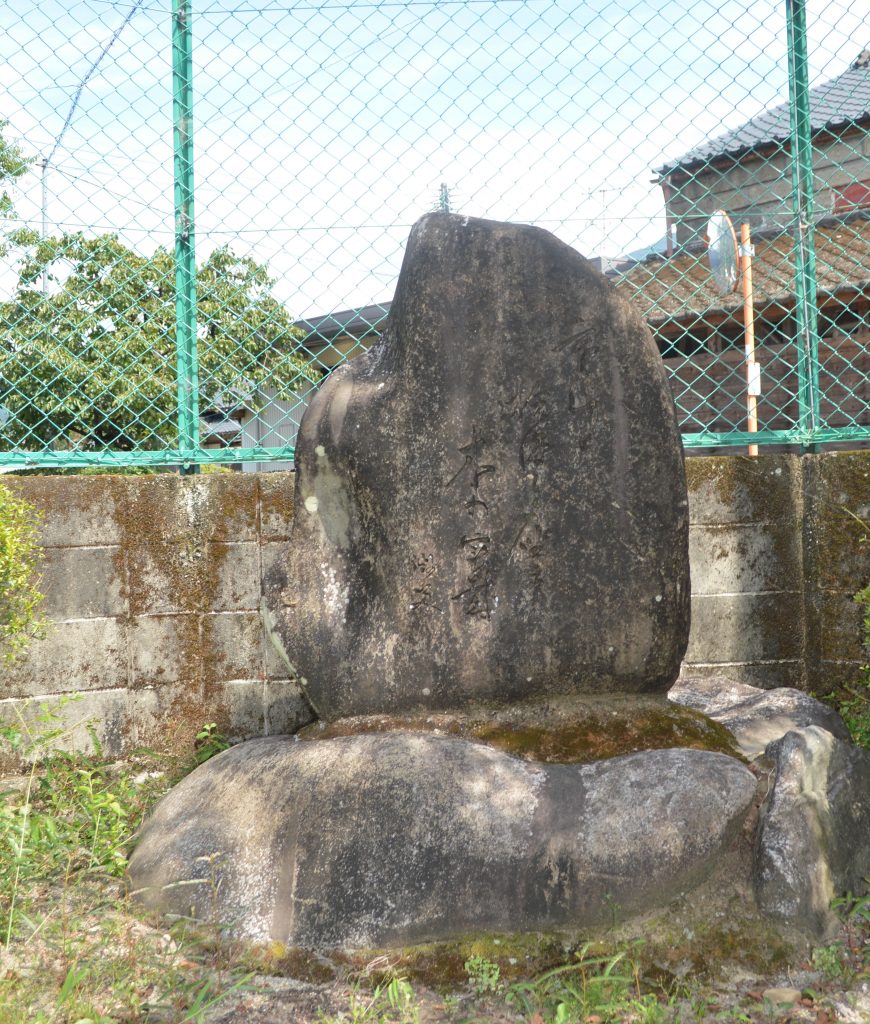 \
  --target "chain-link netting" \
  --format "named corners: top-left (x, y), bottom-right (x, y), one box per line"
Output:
top-left (0, 0), bottom-right (867, 469)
